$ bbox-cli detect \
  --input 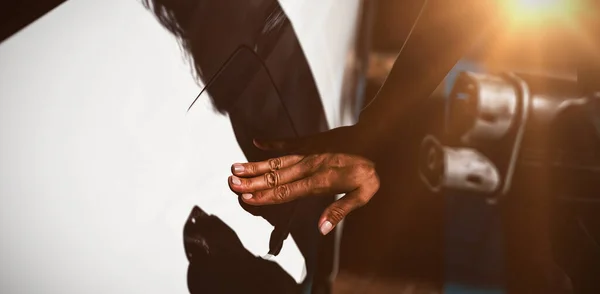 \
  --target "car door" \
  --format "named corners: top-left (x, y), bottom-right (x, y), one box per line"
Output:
top-left (0, 0), bottom-right (363, 293)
